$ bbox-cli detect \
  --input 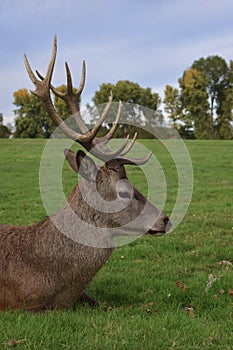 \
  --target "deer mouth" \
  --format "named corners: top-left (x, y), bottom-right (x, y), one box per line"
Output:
top-left (147, 219), bottom-right (172, 236)
top-left (147, 229), bottom-right (166, 236)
